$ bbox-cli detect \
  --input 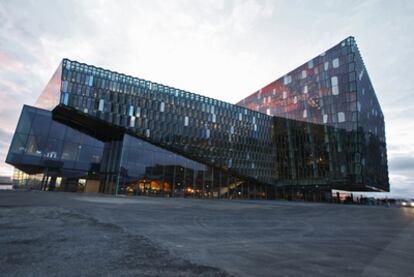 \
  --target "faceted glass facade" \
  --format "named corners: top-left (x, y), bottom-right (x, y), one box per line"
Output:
top-left (238, 37), bottom-right (358, 130)
top-left (57, 59), bottom-right (275, 185)
top-left (6, 37), bottom-right (389, 196)
top-left (353, 41), bottom-right (388, 191)
top-left (117, 134), bottom-right (271, 199)
top-left (238, 37), bottom-right (388, 191)
top-left (7, 106), bottom-right (274, 198)
top-left (6, 105), bottom-right (104, 191)
top-left (273, 117), bottom-right (360, 189)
